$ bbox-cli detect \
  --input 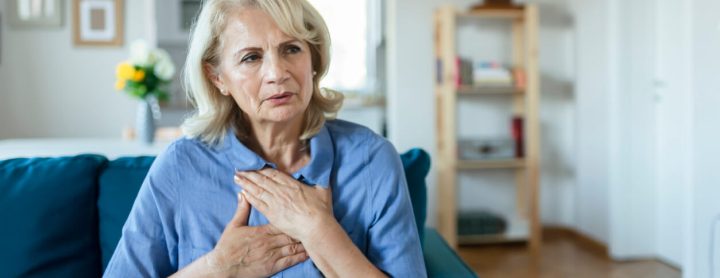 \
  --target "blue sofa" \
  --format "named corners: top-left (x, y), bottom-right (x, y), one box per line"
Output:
top-left (0, 149), bottom-right (476, 277)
